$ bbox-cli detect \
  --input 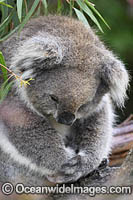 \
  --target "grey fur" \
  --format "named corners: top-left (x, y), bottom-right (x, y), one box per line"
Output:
top-left (0, 15), bottom-right (129, 185)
